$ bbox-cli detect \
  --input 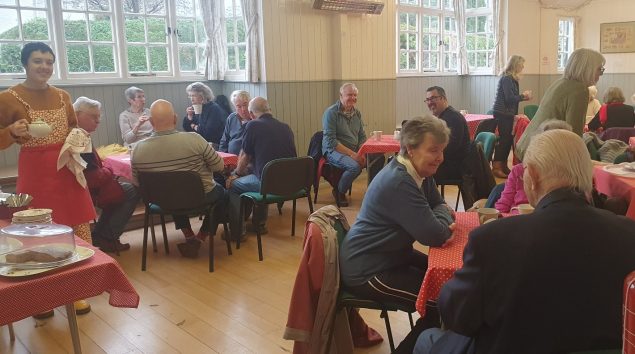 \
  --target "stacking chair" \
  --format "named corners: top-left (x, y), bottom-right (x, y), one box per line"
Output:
top-left (523, 104), bottom-right (539, 119)
top-left (327, 217), bottom-right (415, 352)
top-left (138, 171), bottom-right (232, 272)
top-left (474, 132), bottom-right (497, 162)
top-left (307, 131), bottom-right (348, 206)
top-left (238, 157), bottom-right (314, 261)
top-left (474, 118), bottom-right (498, 136)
